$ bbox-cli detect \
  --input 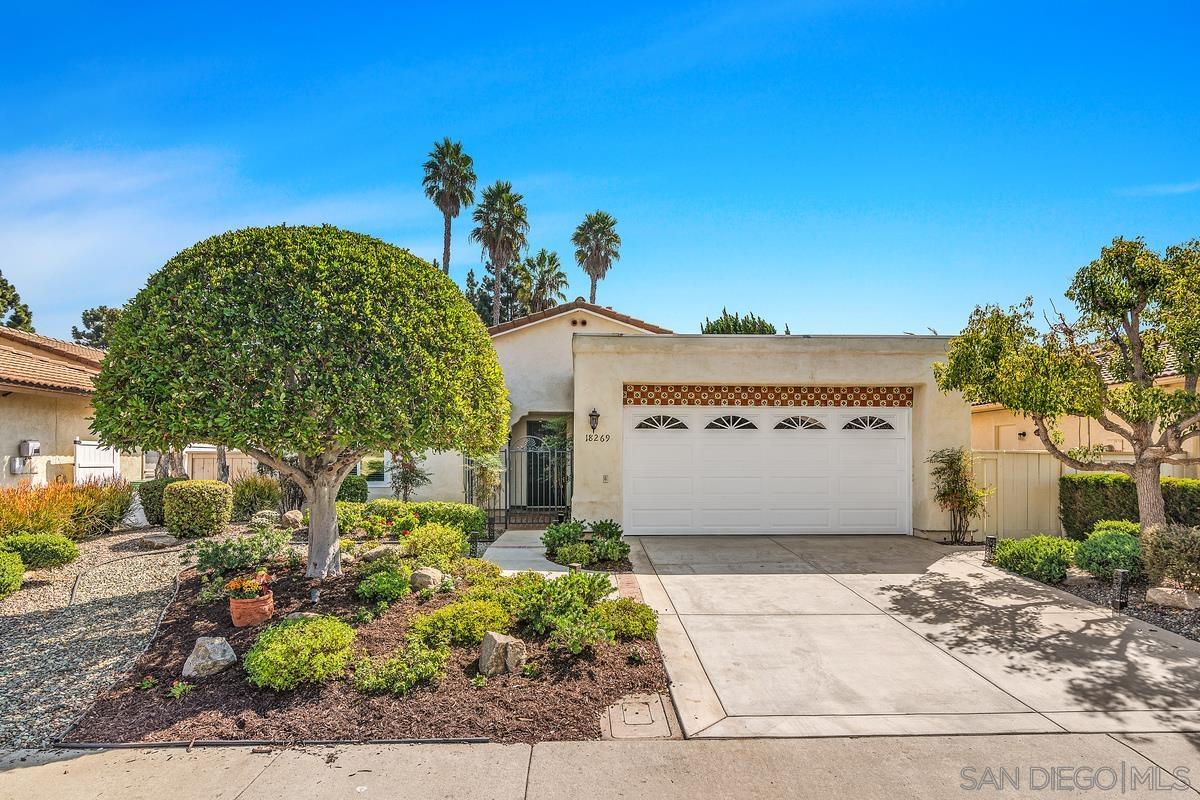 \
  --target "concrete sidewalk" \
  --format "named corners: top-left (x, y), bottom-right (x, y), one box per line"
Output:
top-left (3, 734), bottom-right (1199, 799)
